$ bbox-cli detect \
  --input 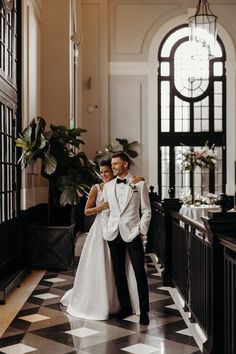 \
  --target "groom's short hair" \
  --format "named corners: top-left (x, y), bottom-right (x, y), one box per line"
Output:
top-left (112, 151), bottom-right (131, 168)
